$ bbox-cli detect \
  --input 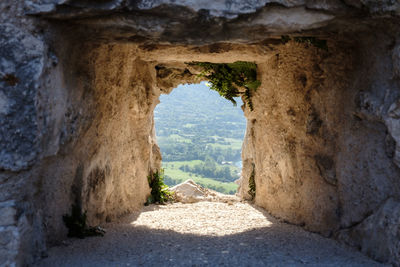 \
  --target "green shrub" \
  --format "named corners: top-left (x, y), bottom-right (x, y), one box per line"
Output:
top-left (187, 61), bottom-right (261, 111)
top-left (147, 169), bottom-right (173, 204)
top-left (63, 204), bottom-right (105, 238)
top-left (248, 165), bottom-right (256, 200)
top-left (281, 35), bottom-right (328, 50)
